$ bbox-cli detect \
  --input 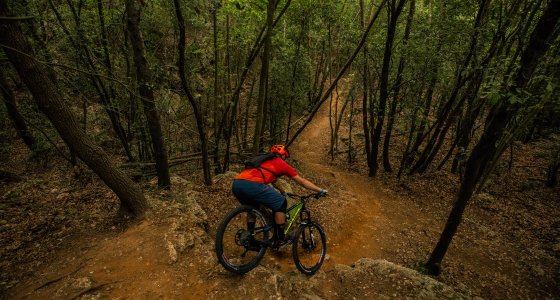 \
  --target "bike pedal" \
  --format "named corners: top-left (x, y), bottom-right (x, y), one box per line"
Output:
top-left (272, 239), bottom-right (292, 250)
